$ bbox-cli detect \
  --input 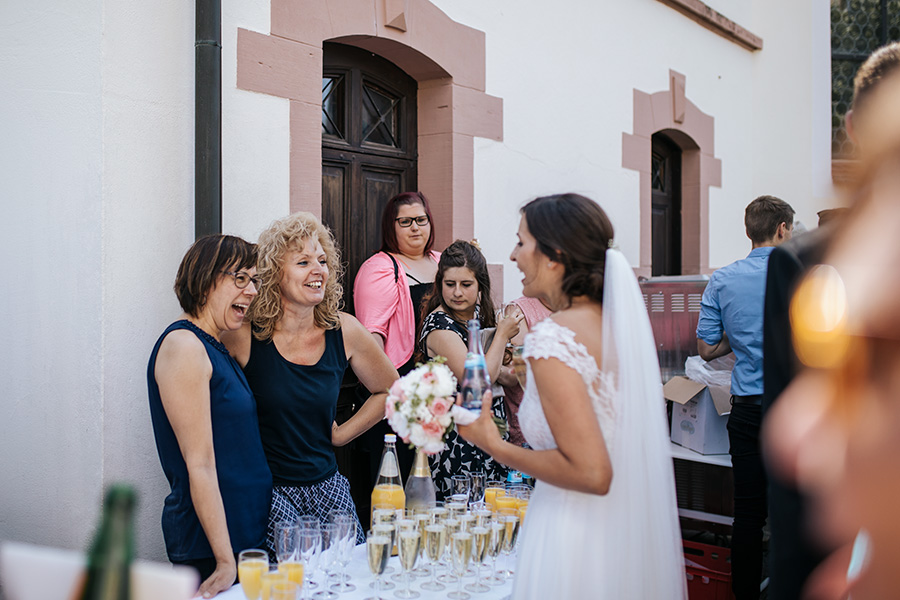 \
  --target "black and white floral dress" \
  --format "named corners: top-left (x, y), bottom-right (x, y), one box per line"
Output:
top-left (419, 310), bottom-right (509, 499)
